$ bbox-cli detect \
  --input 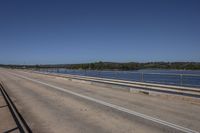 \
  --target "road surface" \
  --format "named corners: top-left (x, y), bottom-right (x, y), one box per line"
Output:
top-left (0, 68), bottom-right (200, 133)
